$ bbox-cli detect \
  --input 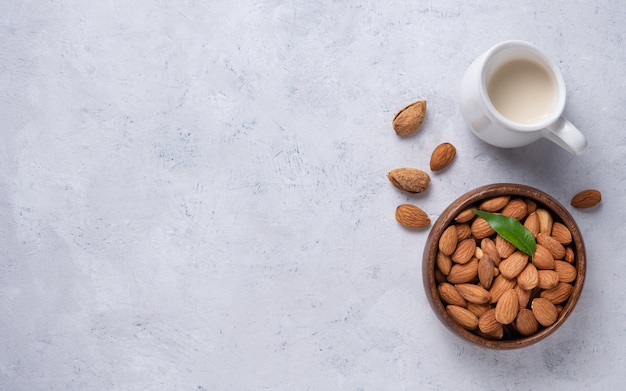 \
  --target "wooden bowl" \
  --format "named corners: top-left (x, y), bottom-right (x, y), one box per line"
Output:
top-left (422, 183), bottom-right (586, 349)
